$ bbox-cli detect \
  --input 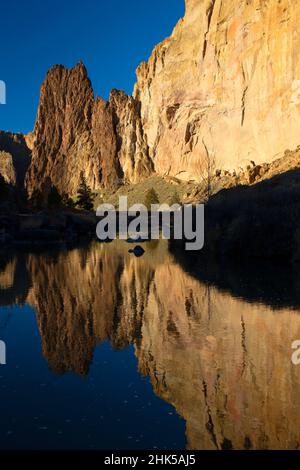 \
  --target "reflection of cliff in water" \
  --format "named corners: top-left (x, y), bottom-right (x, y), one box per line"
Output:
top-left (170, 241), bottom-right (300, 310)
top-left (26, 241), bottom-right (158, 375)
top-left (0, 250), bottom-right (31, 306)
top-left (1, 241), bottom-right (300, 449)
